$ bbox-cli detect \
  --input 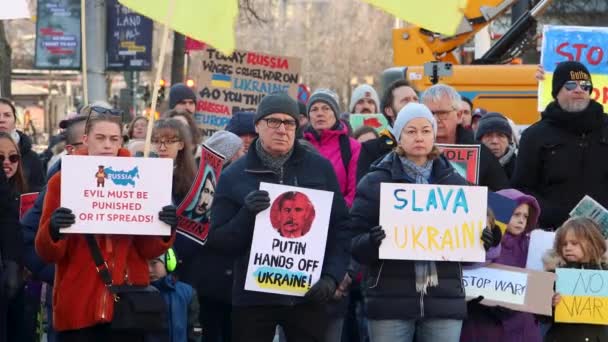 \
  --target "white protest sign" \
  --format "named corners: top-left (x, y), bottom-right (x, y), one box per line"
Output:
top-left (463, 267), bottom-right (528, 305)
top-left (244, 182), bottom-right (333, 297)
top-left (525, 230), bottom-right (556, 271)
top-left (379, 183), bottom-right (487, 262)
top-left (0, 0), bottom-right (30, 20)
top-left (60, 155), bottom-right (173, 235)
